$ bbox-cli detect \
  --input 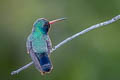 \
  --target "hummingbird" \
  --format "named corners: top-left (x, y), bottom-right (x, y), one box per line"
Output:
top-left (26, 18), bottom-right (65, 75)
